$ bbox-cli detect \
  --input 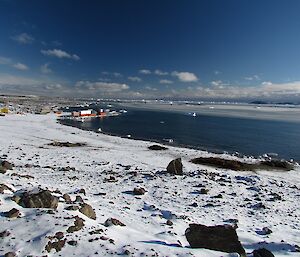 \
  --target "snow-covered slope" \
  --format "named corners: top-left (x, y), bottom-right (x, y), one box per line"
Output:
top-left (0, 114), bottom-right (299, 257)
